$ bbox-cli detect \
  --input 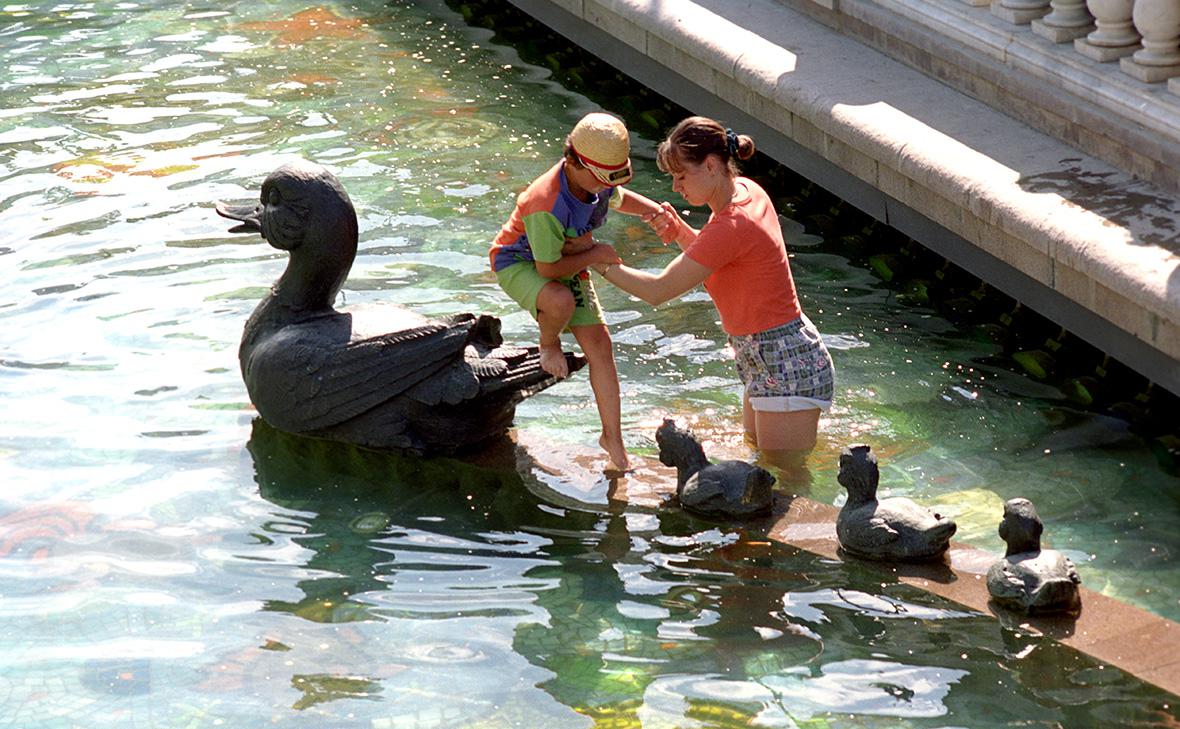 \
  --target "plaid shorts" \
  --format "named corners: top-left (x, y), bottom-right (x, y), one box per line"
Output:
top-left (730, 315), bottom-right (835, 412)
